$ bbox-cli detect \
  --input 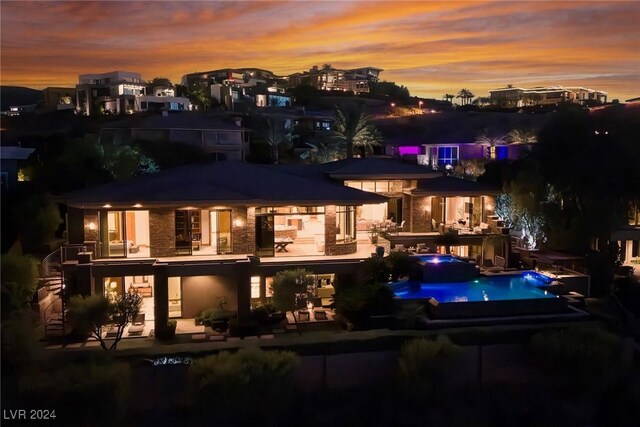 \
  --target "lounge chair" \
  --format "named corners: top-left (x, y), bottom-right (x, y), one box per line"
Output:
top-left (128, 313), bottom-right (145, 336)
